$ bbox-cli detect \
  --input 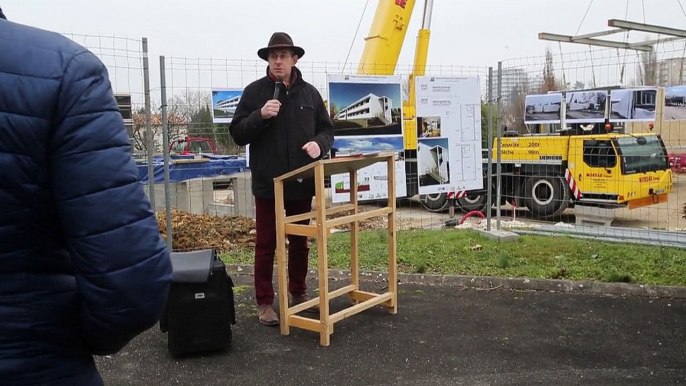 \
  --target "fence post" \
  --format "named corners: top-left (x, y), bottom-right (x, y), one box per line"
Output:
top-left (496, 61), bottom-right (503, 230)
top-left (142, 37), bottom-right (155, 210)
top-left (486, 66), bottom-right (494, 231)
top-left (160, 55), bottom-right (172, 251)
